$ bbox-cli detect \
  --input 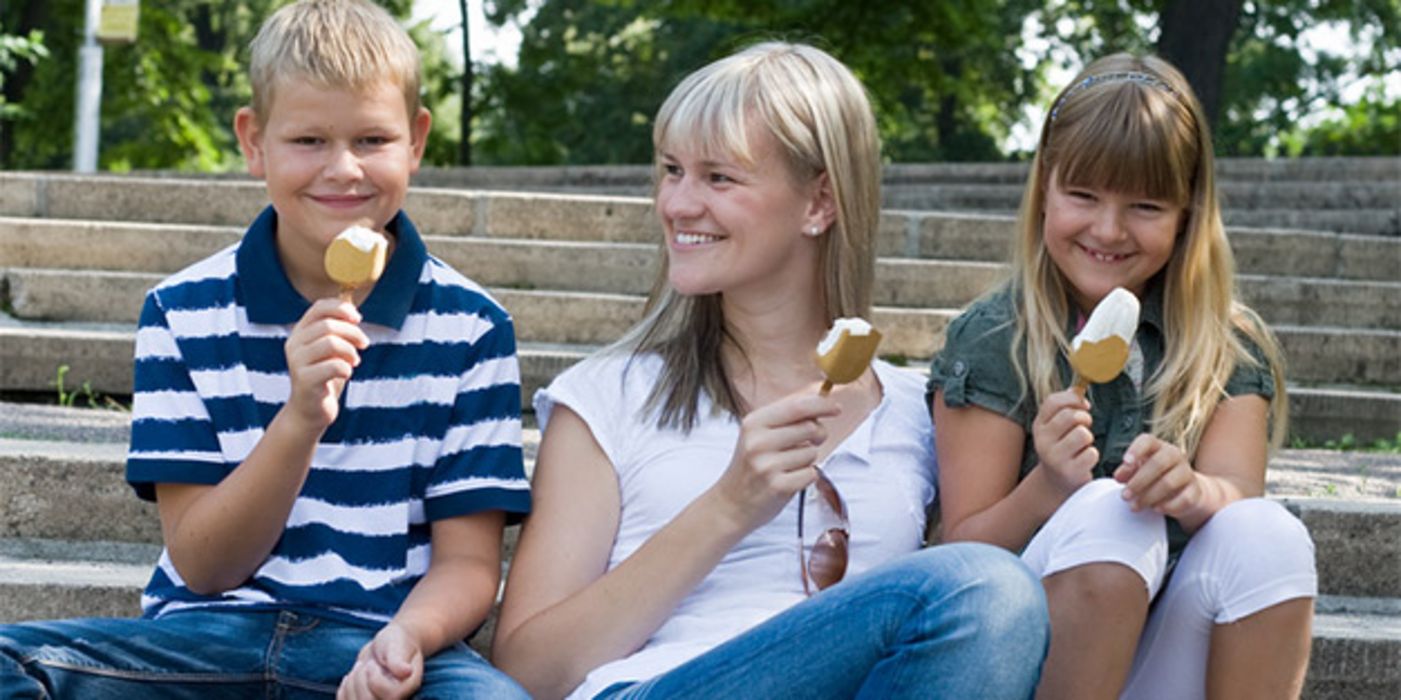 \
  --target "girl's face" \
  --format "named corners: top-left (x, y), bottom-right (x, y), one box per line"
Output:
top-left (655, 128), bottom-right (827, 301)
top-left (1042, 170), bottom-right (1184, 313)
